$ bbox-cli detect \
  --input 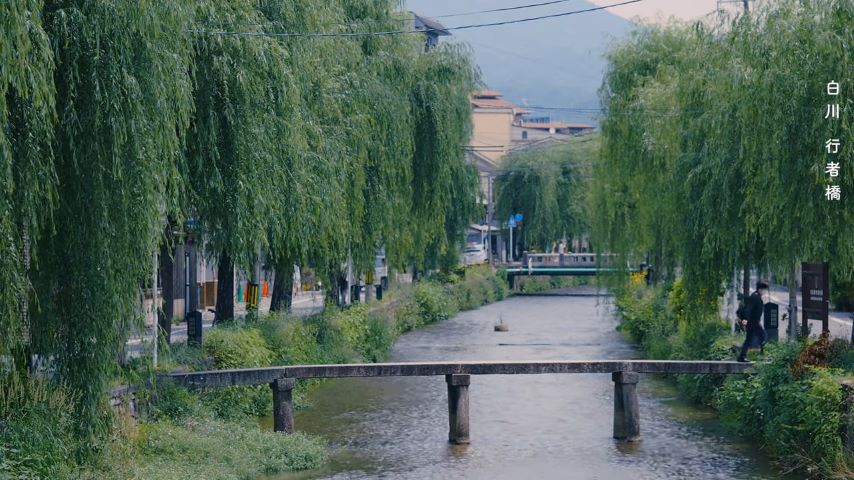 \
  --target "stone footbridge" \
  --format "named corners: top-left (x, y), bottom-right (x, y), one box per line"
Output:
top-left (165, 360), bottom-right (752, 444)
